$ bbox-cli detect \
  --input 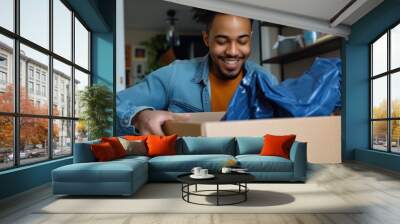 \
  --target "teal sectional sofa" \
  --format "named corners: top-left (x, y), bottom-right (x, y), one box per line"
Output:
top-left (52, 137), bottom-right (307, 196)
